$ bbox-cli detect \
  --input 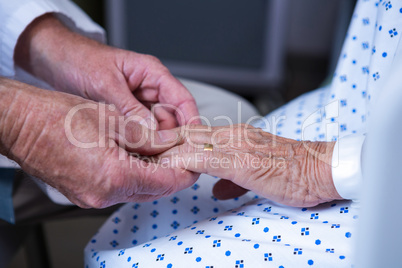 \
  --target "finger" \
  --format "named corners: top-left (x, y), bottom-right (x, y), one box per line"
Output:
top-left (117, 121), bottom-right (180, 155)
top-left (134, 88), bottom-right (159, 103)
top-left (177, 125), bottom-right (243, 145)
top-left (152, 104), bottom-right (179, 130)
top-left (174, 124), bottom-right (217, 147)
top-left (122, 156), bottom-right (199, 199)
top-left (99, 72), bottom-right (162, 129)
top-left (175, 125), bottom-right (245, 151)
top-left (136, 101), bottom-right (180, 129)
top-left (119, 95), bottom-right (158, 130)
top-left (157, 76), bottom-right (201, 125)
top-left (176, 99), bottom-right (201, 125)
top-left (125, 54), bottom-right (200, 125)
top-left (171, 150), bottom-right (240, 180)
top-left (134, 82), bottom-right (194, 128)
top-left (156, 135), bottom-right (209, 159)
top-left (176, 125), bottom-right (298, 157)
top-left (117, 52), bottom-right (200, 125)
top-left (212, 179), bottom-right (249, 200)
top-left (157, 129), bottom-right (240, 159)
